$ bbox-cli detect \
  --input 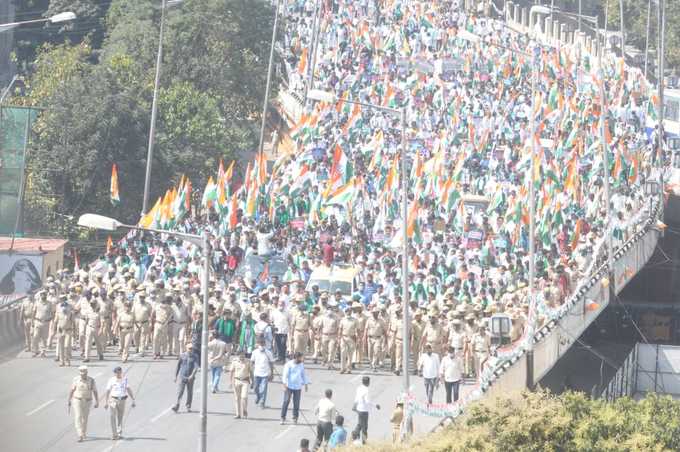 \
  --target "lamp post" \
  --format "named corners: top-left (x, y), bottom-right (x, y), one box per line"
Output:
top-left (0, 11), bottom-right (76, 31)
top-left (76, 213), bottom-right (210, 452)
top-left (257, 0), bottom-right (283, 156)
top-left (142, 0), bottom-right (184, 215)
top-left (306, 89), bottom-right (410, 392)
